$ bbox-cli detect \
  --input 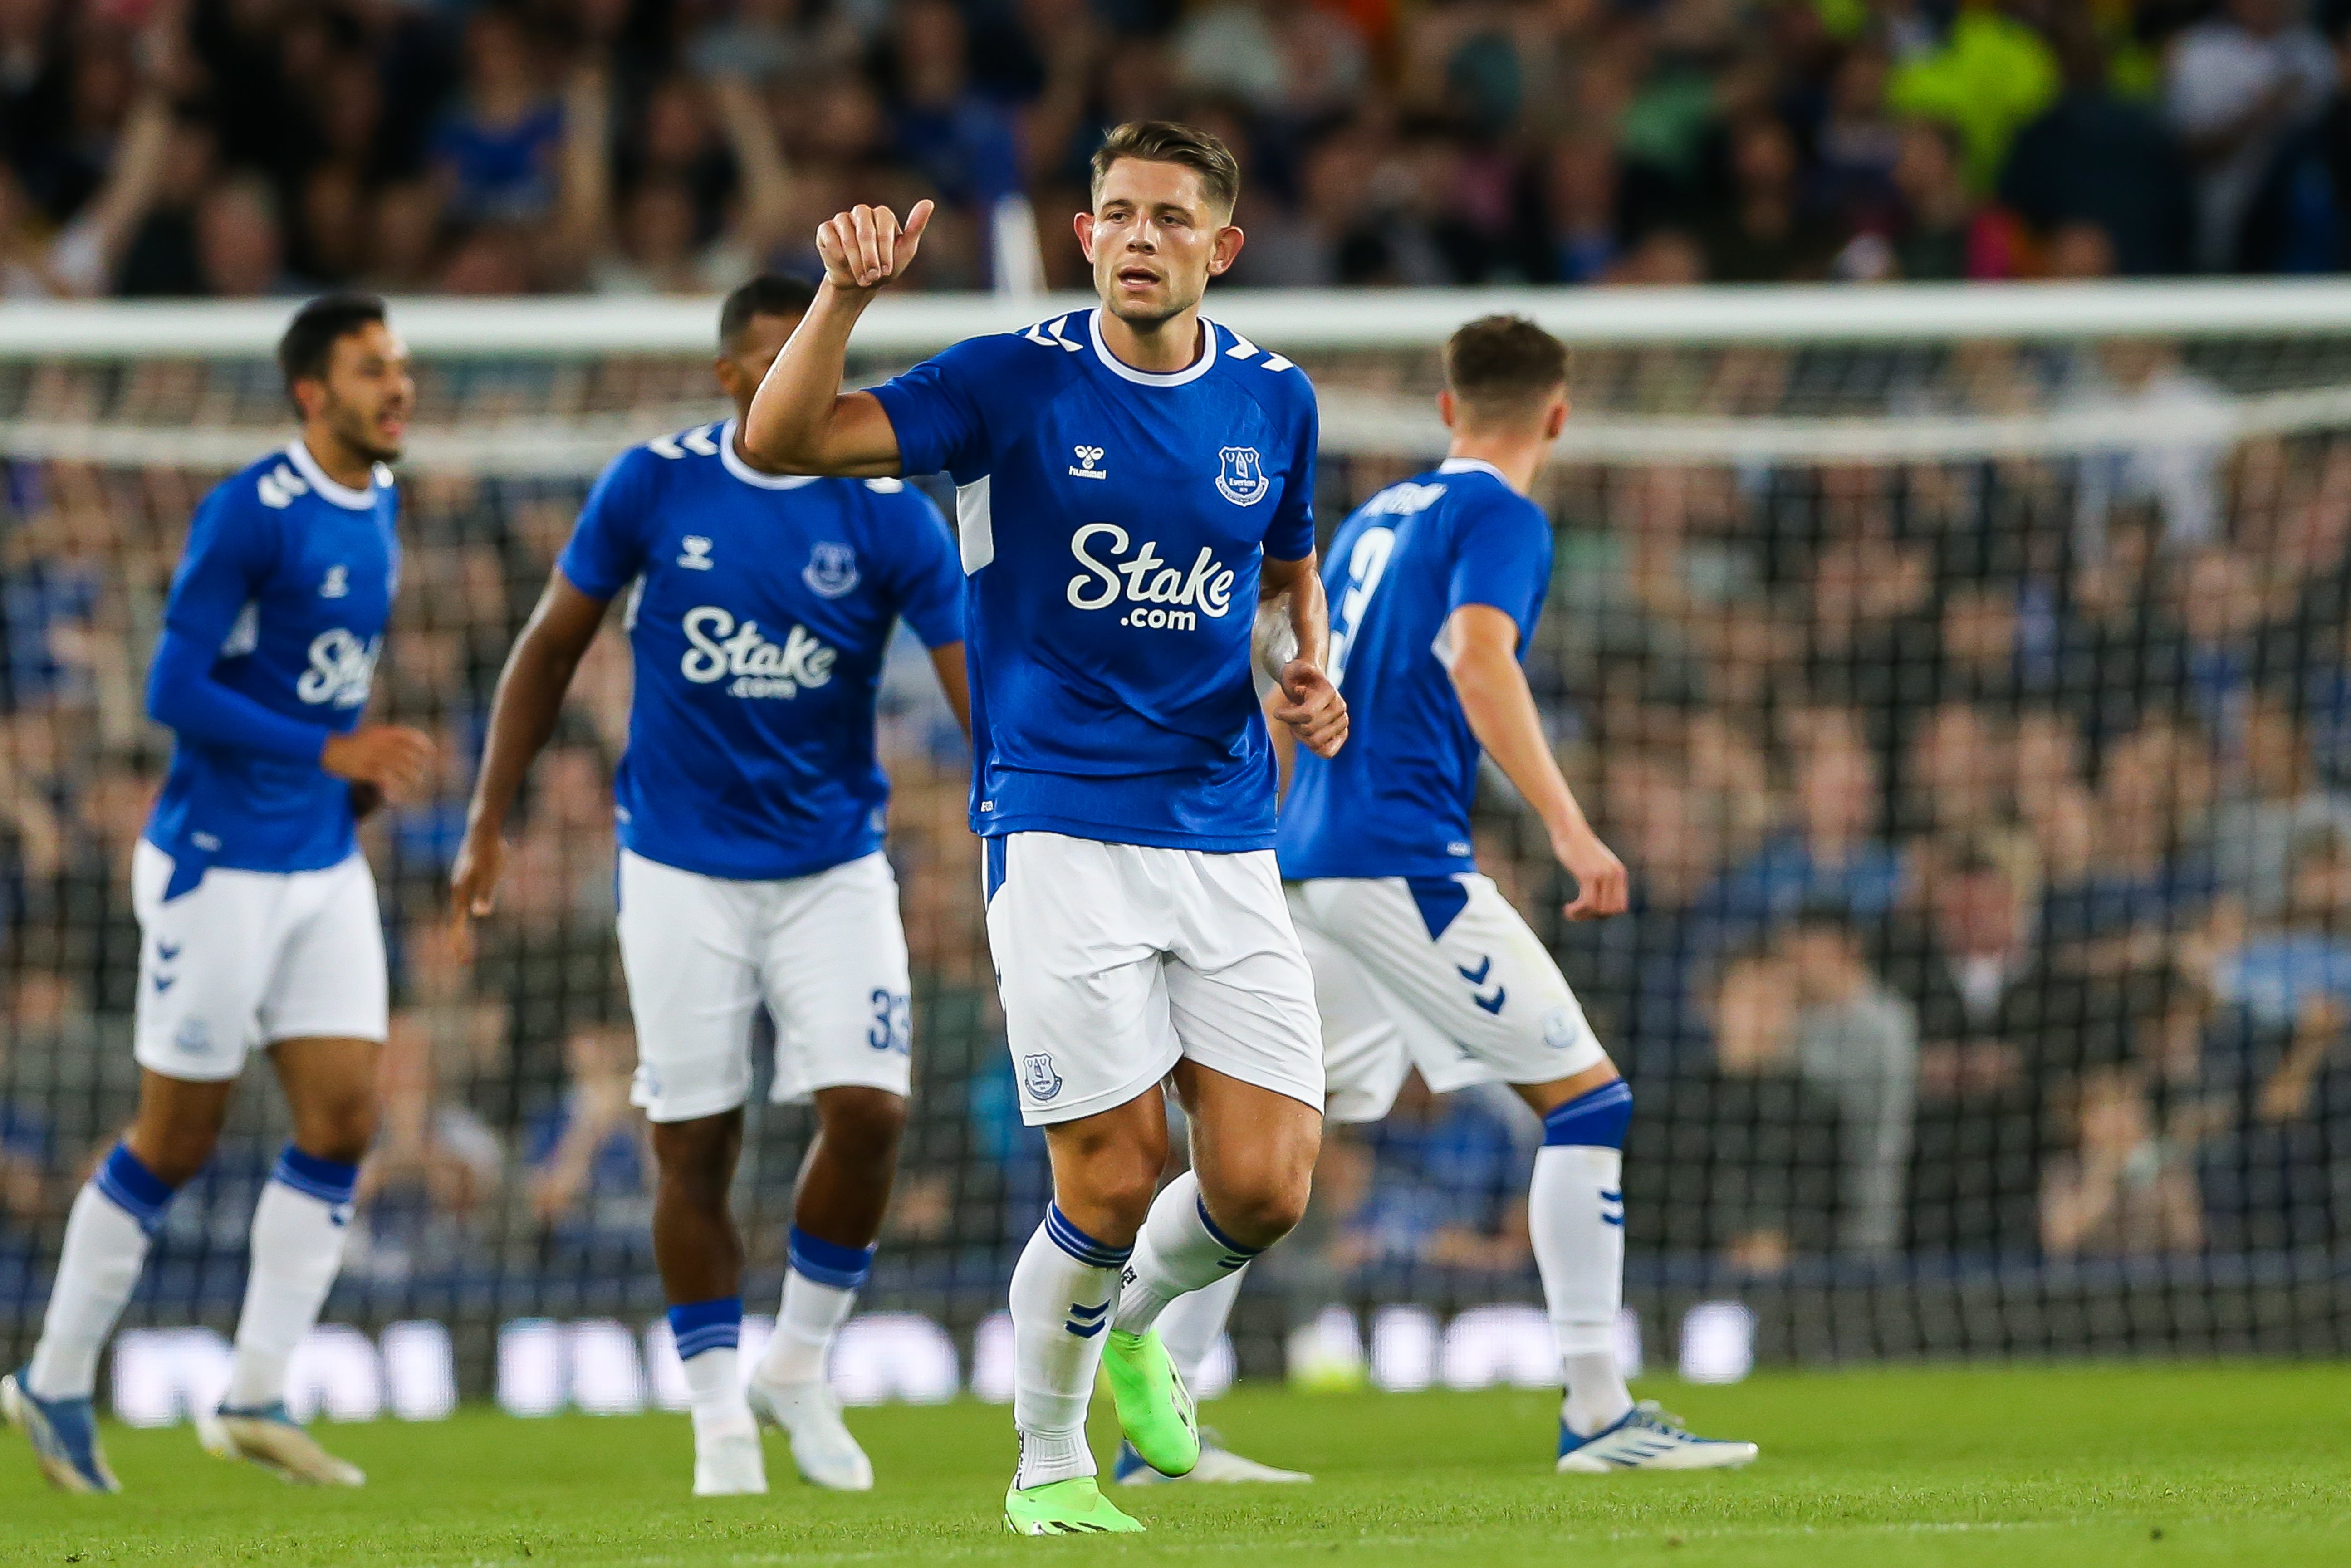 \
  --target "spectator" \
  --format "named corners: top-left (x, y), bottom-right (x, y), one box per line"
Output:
top-left (1703, 712), bottom-right (1908, 934)
top-left (351, 1014), bottom-right (503, 1281)
top-left (1884, 116), bottom-right (1998, 280)
top-left (1650, 948), bottom-right (1844, 1271)
top-left (1543, 135), bottom-right (1623, 285)
top-left (1698, 114), bottom-right (1841, 283)
top-left (524, 1023), bottom-right (651, 1244)
top-left (0, 970), bottom-right (65, 1252)
top-left (0, 73), bottom-right (167, 298)
top-left (192, 173), bottom-right (298, 298)
top-left (2041, 1062), bottom-right (2204, 1257)
top-left (1999, 11), bottom-right (2194, 278)
top-left (1886, 0), bottom-right (2060, 190)
top-left (1884, 843), bottom-right (2067, 1253)
top-left (2212, 823), bottom-right (2351, 1030)
top-left (1328, 1074), bottom-right (1534, 1281)
top-left (431, 5), bottom-right (566, 227)
top-left (2213, 691), bottom-right (2351, 918)
top-left (1785, 908), bottom-right (1920, 1259)
top-left (2165, 0), bottom-right (2337, 273)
